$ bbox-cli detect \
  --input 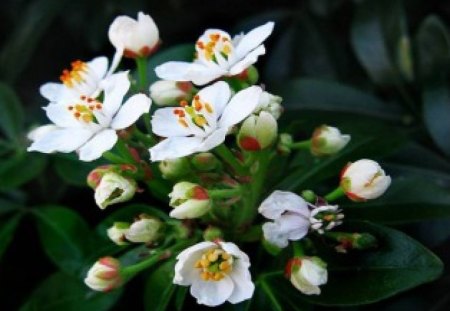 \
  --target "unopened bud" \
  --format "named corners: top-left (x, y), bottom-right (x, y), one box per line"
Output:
top-left (107, 222), bottom-right (130, 246)
top-left (84, 257), bottom-right (122, 292)
top-left (277, 133), bottom-right (293, 155)
top-left (169, 182), bottom-right (211, 219)
top-left (301, 190), bottom-right (316, 203)
top-left (331, 232), bottom-right (378, 253)
top-left (238, 111), bottom-right (278, 151)
top-left (191, 153), bottom-right (220, 172)
top-left (159, 157), bottom-right (191, 180)
top-left (254, 91), bottom-right (283, 119)
top-left (125, 215), bottom-right (162, 243)
top-left (94, 172), bottom-right (137, 209)
top-left (286, 257), bottom-right (327, 295)
top-left (311, 125), bottom-right (350, 156)
top-left (203, 226), bottom-right (224, 241)
top-left (87, 165), bottom-right (113, 189)
top-left (150, 80), bottom-right (194, 106)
